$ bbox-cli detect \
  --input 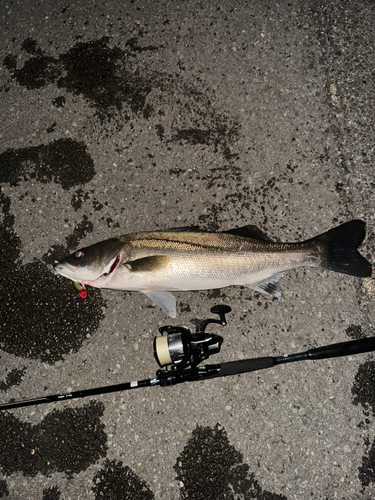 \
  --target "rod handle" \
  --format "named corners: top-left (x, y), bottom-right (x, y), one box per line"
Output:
top-left (306, 337), bottom-right (375, 360)
top-left (205, 357), bottom-right (275, 379)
